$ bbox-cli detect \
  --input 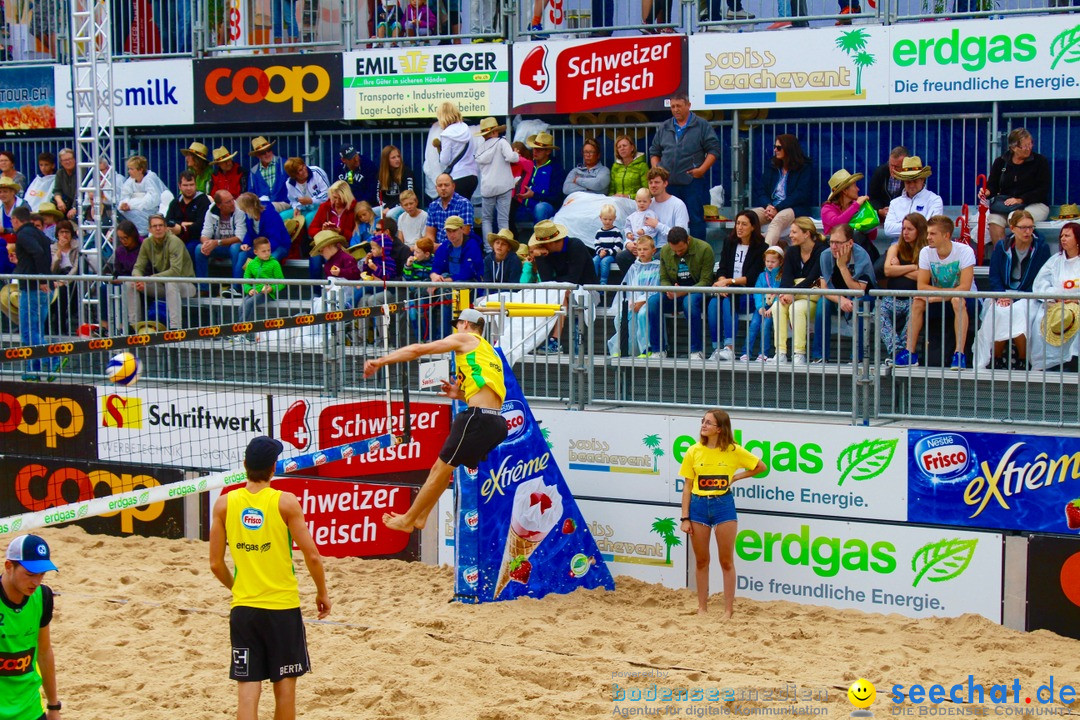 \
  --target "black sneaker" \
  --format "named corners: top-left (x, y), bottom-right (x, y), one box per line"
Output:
top-left (46, 356), bottom-right (69, 382)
